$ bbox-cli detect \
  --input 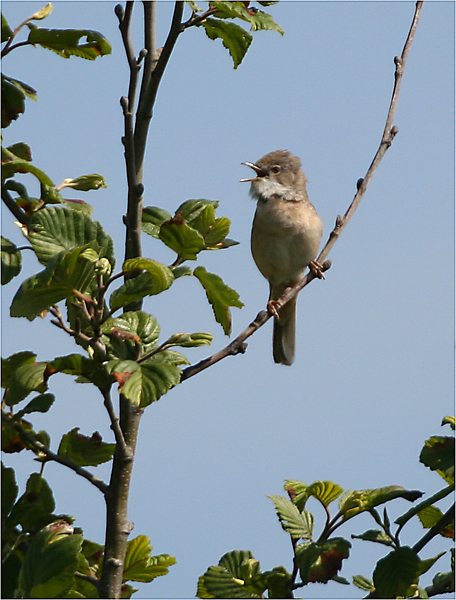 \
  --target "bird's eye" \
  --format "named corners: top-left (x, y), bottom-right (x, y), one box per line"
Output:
top-left (271, 165), bottom-right (280, 174)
